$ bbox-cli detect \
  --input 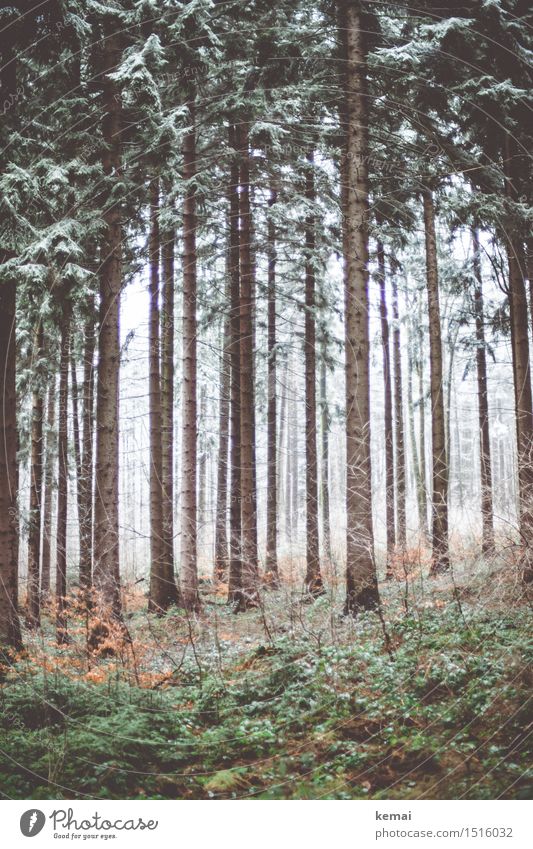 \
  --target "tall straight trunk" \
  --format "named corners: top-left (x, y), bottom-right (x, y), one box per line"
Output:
top-left (70, 354), bottom-right (82, 505)
top-left (265, 185), bottom-right (279, 585)
top-left (198, 385), bottom-right (207, 544)
top-left (391, 272), bottom-right (406, 550)
top-left (320, 347), bottom-right (332, 561)
top-left (472, 228), bottom-right (495, 555)
top-left (504, 135), bottom-right (533, 579)
top-left (93, 30), bottom-right (122, 620)
top-left (278, 356), bottom-right (288, 543)
top-left (407, 338), bottom-right (422, 535)
top-left (228, 130), bottom-right (243, 605)
top-left (161, 224), bottom-right (178, 604)
top-left (0, 276), bottom-right (22, 647)
top-left (56, 299), bottom-right (71, 643)
top-left (289, 360), bottom-right (299, 543)
top-left (304, 152), bottom-right (323, 595)
top-left (27, 322), bottom-right (45, 627)
top-left (148, 180), bottom-right (167, 612)
top-left (417, 298), bottom-right (428, 536)
top-left (377, 239), bottom-right (395, 573)
top-left (422, 189), bottom-right (449, 574)
top-left (79, 307), bottom-right (95, 590)
top-left (341, 0), bottom-right (380, 613)
top-left (41, 379), bottom-right (56, 598)
top-left (180, 100), bottom-right (200, 611)
top-left (237, 120), bottom-right (259, 606)
top-left (214, 301), bottom-right (231, 583)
